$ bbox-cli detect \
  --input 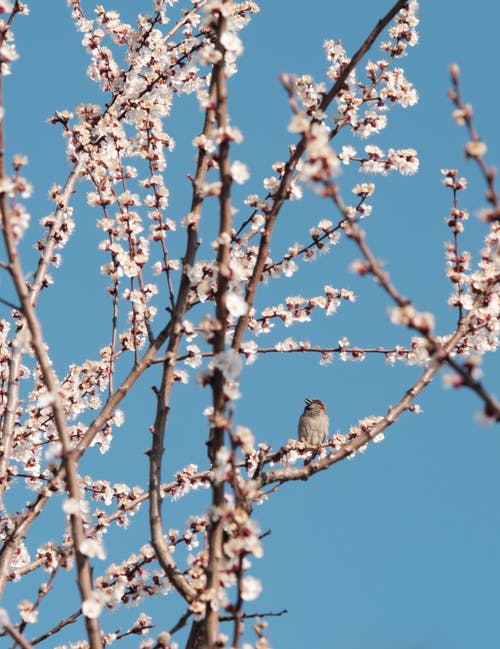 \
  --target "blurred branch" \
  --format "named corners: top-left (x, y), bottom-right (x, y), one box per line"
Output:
top-left (3, 623), bottom-right (33, 649)
top-left (0, 296), bottom-right (20, 310)
top-left (205, 8), bottom-right (234, 647)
